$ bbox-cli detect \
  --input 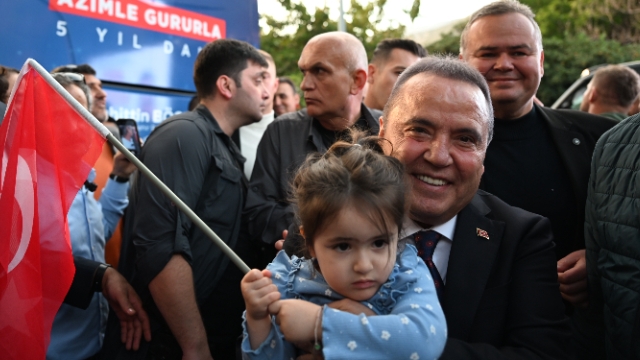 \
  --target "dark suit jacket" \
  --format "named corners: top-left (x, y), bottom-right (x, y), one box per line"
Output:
top-left (480, 105), bottom-right (616, 258)
top-left (64, 257), bottom-right (102, 309)
top-left (243, 105), bottom-right (381, 268)
top-left (440, 190), bottom-right (572, 360)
